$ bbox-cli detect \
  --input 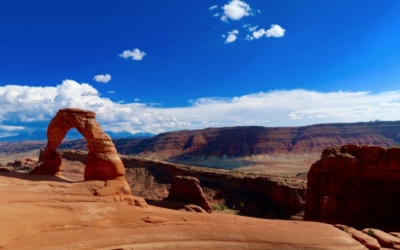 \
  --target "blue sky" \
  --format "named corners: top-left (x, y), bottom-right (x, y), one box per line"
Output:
top-left (0, 0), bottom-right (400, 136)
